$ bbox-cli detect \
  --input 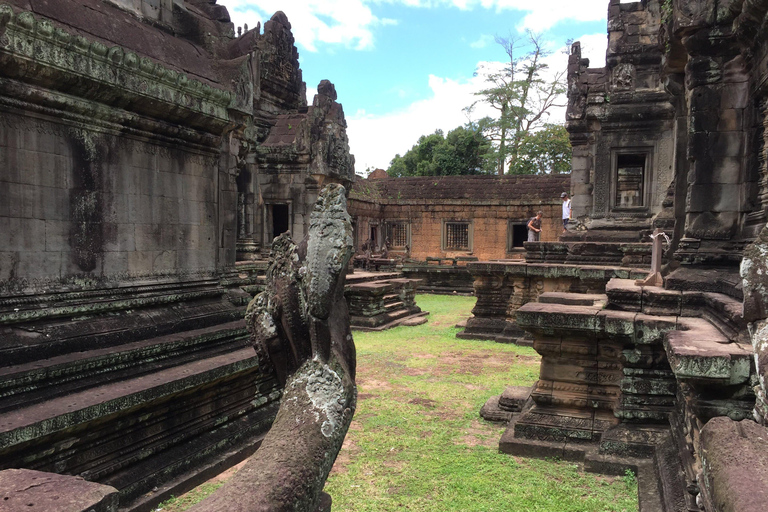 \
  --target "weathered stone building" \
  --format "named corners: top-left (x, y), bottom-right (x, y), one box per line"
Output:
top-left (349, 173), bottom-right (569, 262)
top-left (0, 1), bottom-right (353, 510)
top-left (474, 1), bottom-right (768, 510)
